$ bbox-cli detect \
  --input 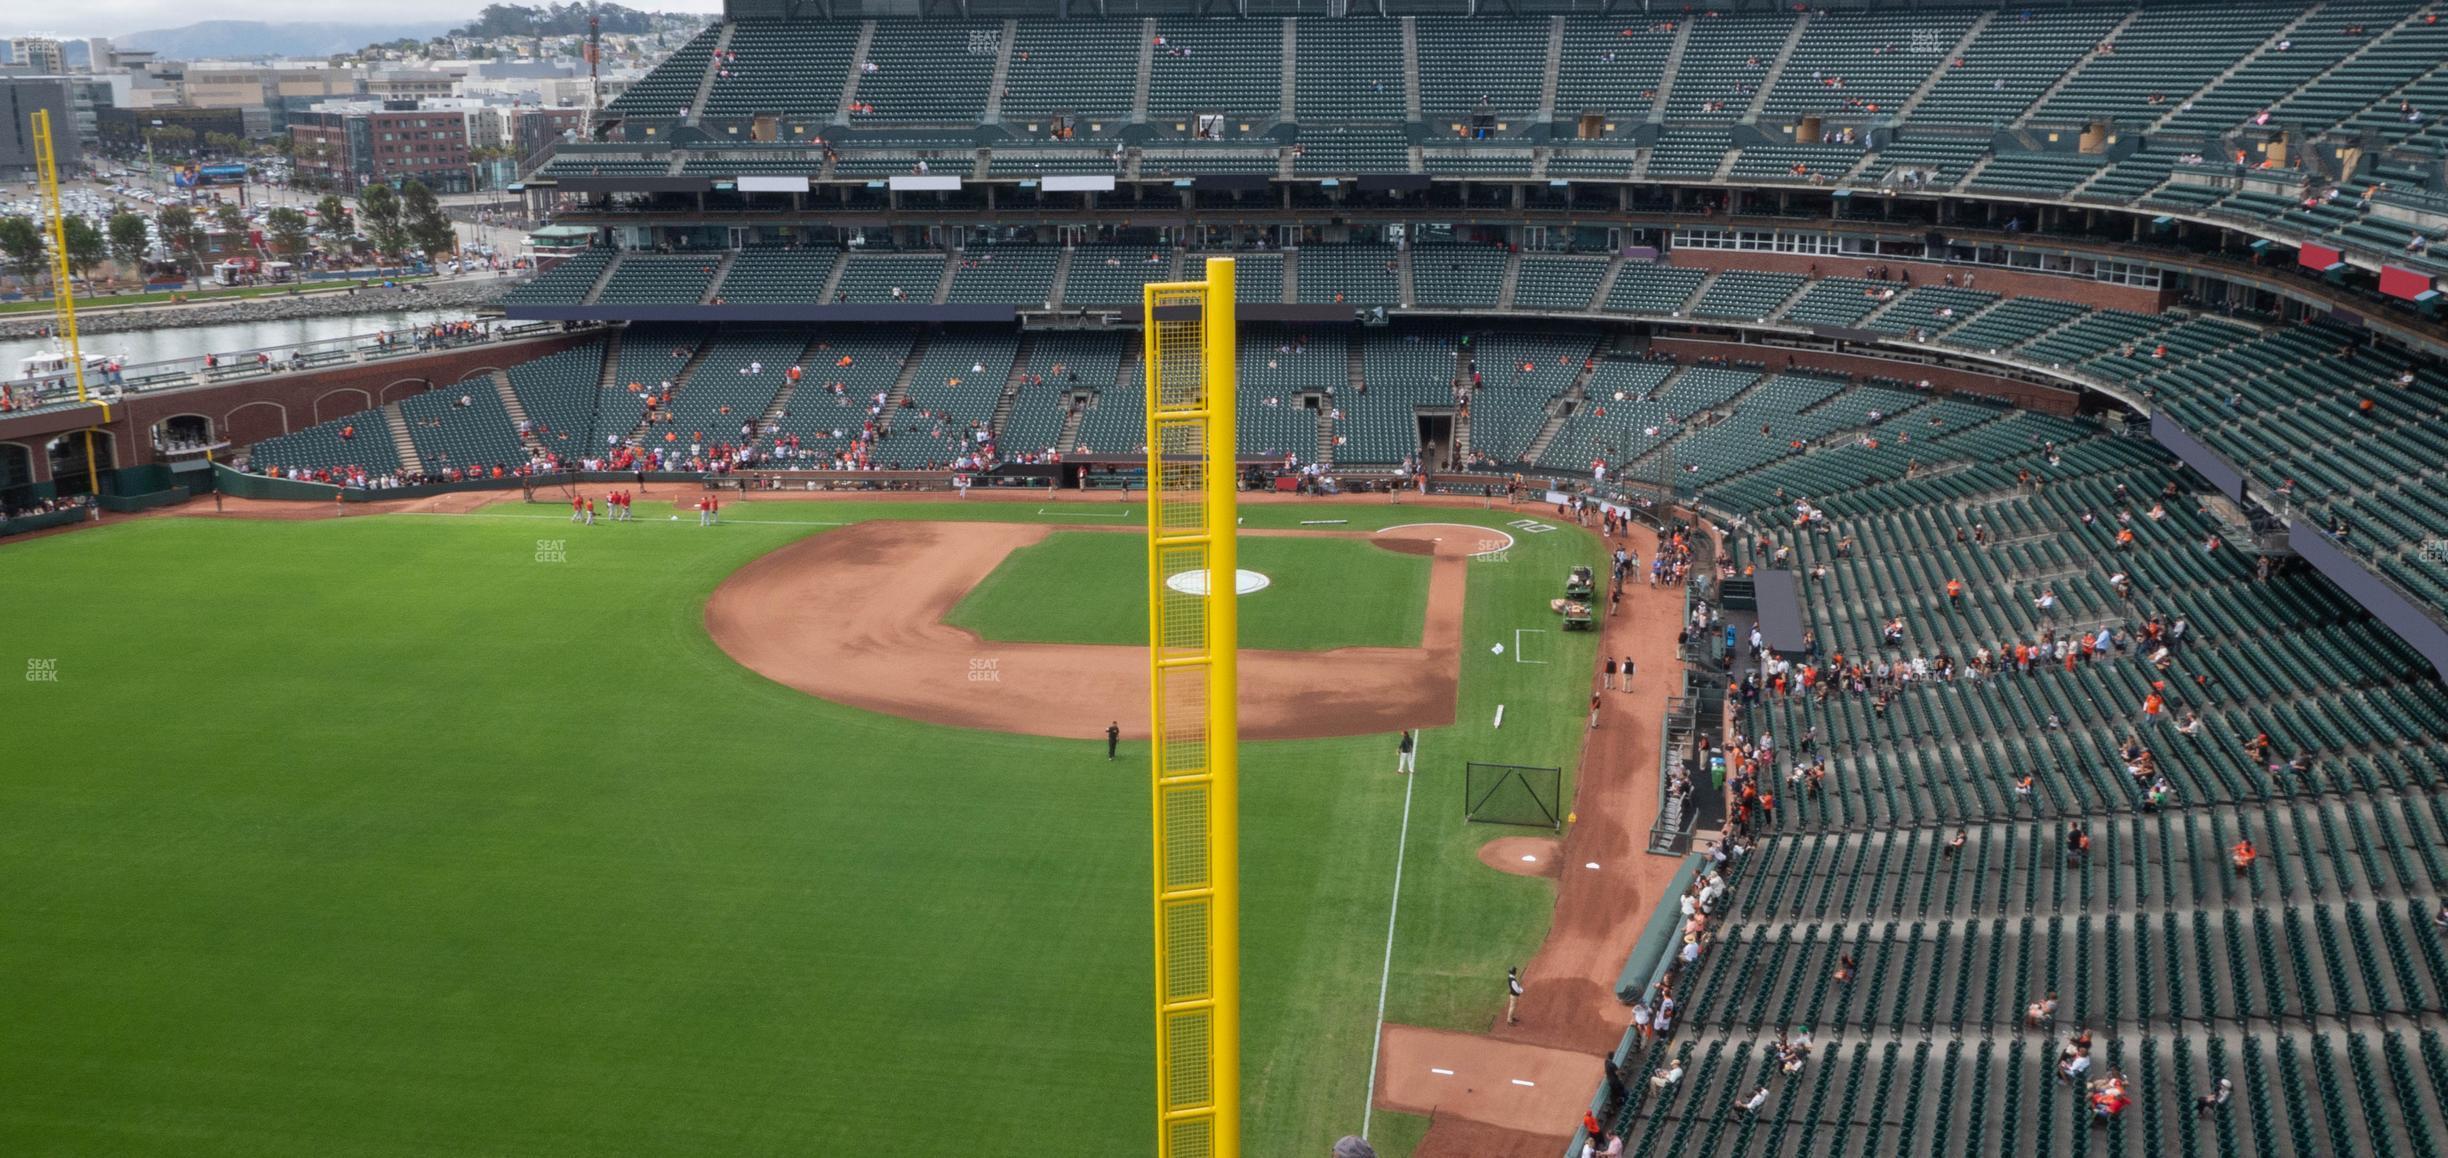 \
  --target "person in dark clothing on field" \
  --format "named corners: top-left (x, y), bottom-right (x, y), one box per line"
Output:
top-left (1107, 721), bottom-right (1121, 759)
